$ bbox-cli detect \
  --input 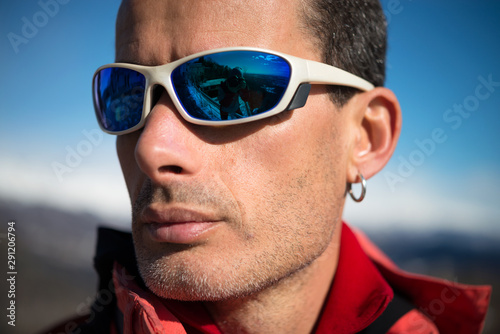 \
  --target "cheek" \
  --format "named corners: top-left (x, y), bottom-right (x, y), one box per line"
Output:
top-left (221, 104), bottom-right (349, 237)
top-left (116, 133), bottom-right (144, 201)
